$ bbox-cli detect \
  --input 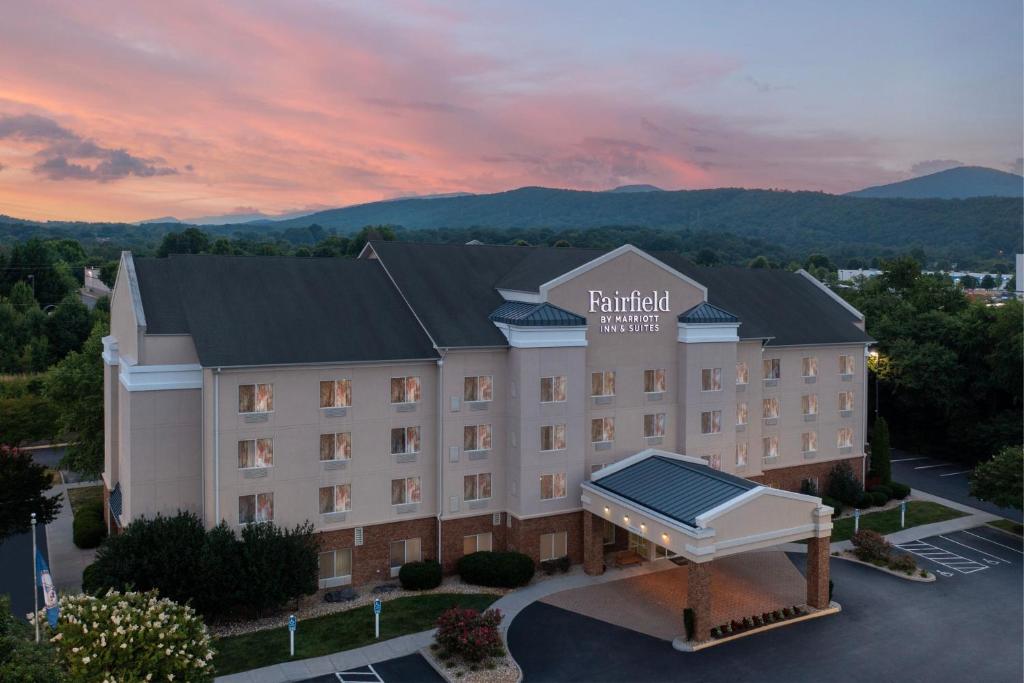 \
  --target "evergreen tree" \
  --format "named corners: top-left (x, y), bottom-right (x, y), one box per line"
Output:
top-left (871, 417), bottom-right (892, 484)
